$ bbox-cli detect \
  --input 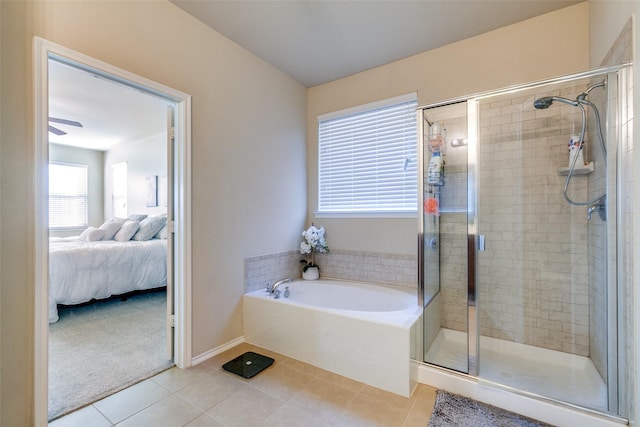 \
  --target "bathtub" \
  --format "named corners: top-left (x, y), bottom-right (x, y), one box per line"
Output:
top-left (243, 279), bottom-right (422, 397)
